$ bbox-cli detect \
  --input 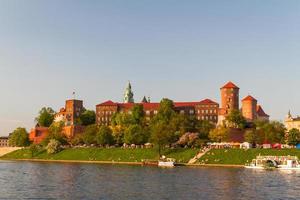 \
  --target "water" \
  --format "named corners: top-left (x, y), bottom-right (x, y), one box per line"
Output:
top-left (0, 161), bottom-right (299, 200)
